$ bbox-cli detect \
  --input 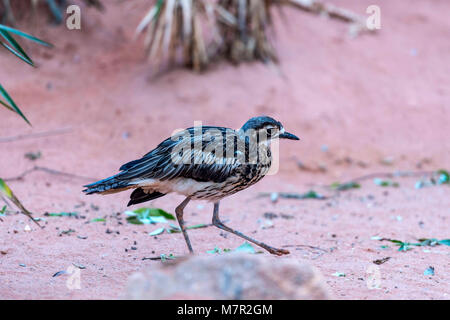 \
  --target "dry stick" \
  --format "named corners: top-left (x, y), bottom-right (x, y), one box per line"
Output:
top-left (307, 170), bottom-right (436, 191)
top-left (282, 244), bottom-right (328, 252)
top-left (343, 170), bottom-right (435, 183)
top-left (282, 244), bottom-right (328, 259)
top-left (3, 166), bottom-right (96, 182)
top-left (286, 0), bottom-right (367, 25)
top-left (0, 127), bottom-right (72, 143)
